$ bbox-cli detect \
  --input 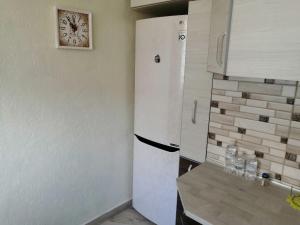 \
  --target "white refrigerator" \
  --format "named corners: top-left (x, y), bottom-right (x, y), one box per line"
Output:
top-left (133, 16), bottom-right (187, 225)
